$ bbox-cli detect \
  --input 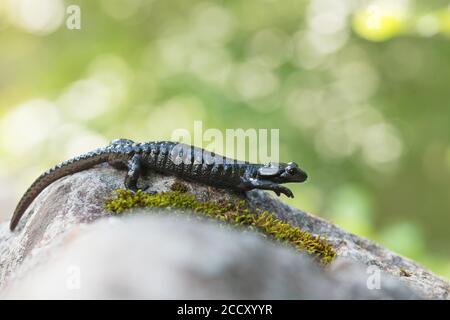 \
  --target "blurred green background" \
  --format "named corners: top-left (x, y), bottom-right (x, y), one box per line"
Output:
top-left (0, 0), bottom-right (449, 279)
